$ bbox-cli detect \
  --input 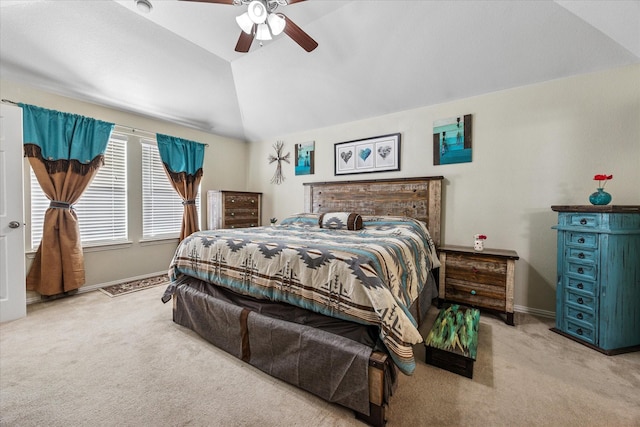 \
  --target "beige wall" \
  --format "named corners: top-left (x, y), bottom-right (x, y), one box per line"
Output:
top-left (4, 64), bottom-right (638, 312)
top-left (247, 64), bottom-right (640, 315)
top-left (0, 79), bottom-right (248, 295)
